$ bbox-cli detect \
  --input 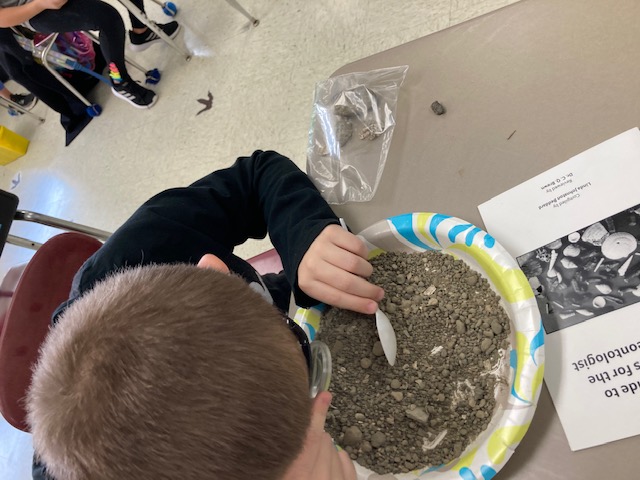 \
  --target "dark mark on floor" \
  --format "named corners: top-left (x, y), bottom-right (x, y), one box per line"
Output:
top-left (196, 91), bottom-right (213, 116)
top-left (507, 130), bottom-right (516, 140)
